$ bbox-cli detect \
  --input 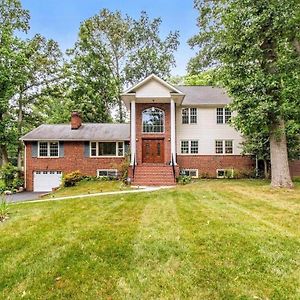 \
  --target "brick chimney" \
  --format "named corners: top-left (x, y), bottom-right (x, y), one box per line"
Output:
top-left (71, 112), bottom-right (82, 130)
